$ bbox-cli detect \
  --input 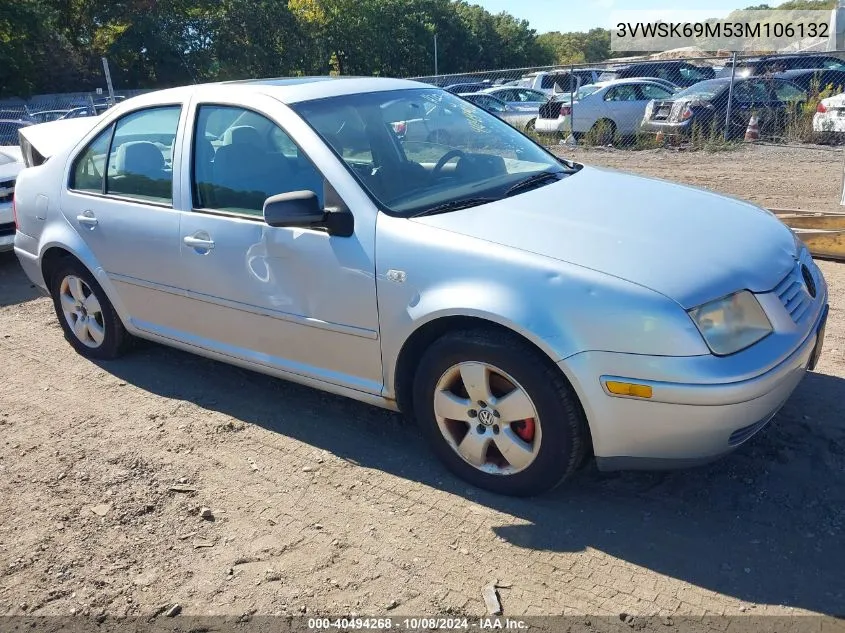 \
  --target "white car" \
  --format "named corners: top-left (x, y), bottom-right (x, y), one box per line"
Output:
top-left (0, 146), bottom-right (23, 251)
top-left (814, 93), bottom-right (845, 134)
top-left (534, 79), bottom-right (676, 140)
